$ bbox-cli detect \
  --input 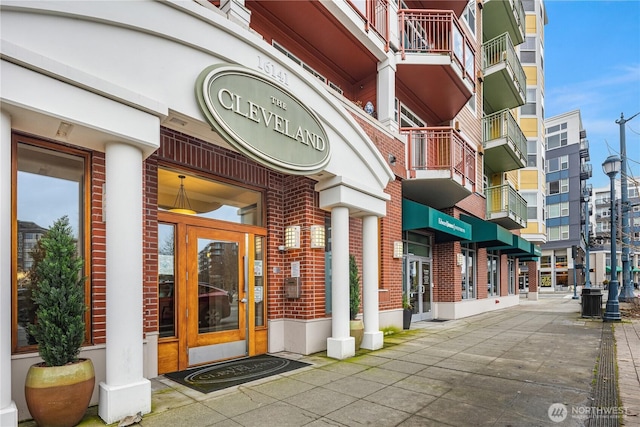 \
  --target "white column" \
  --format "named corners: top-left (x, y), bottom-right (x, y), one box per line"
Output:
top-left (327, 206), bottom-right (354, 359)
top-left (377, 58), bottom-right (398, 134)
top-left (99, 142), bottom-right (150, 424)
top-left (361, 215), bottom-right (383, 350)
top-left (0, 110), bottom-right (18, 426)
